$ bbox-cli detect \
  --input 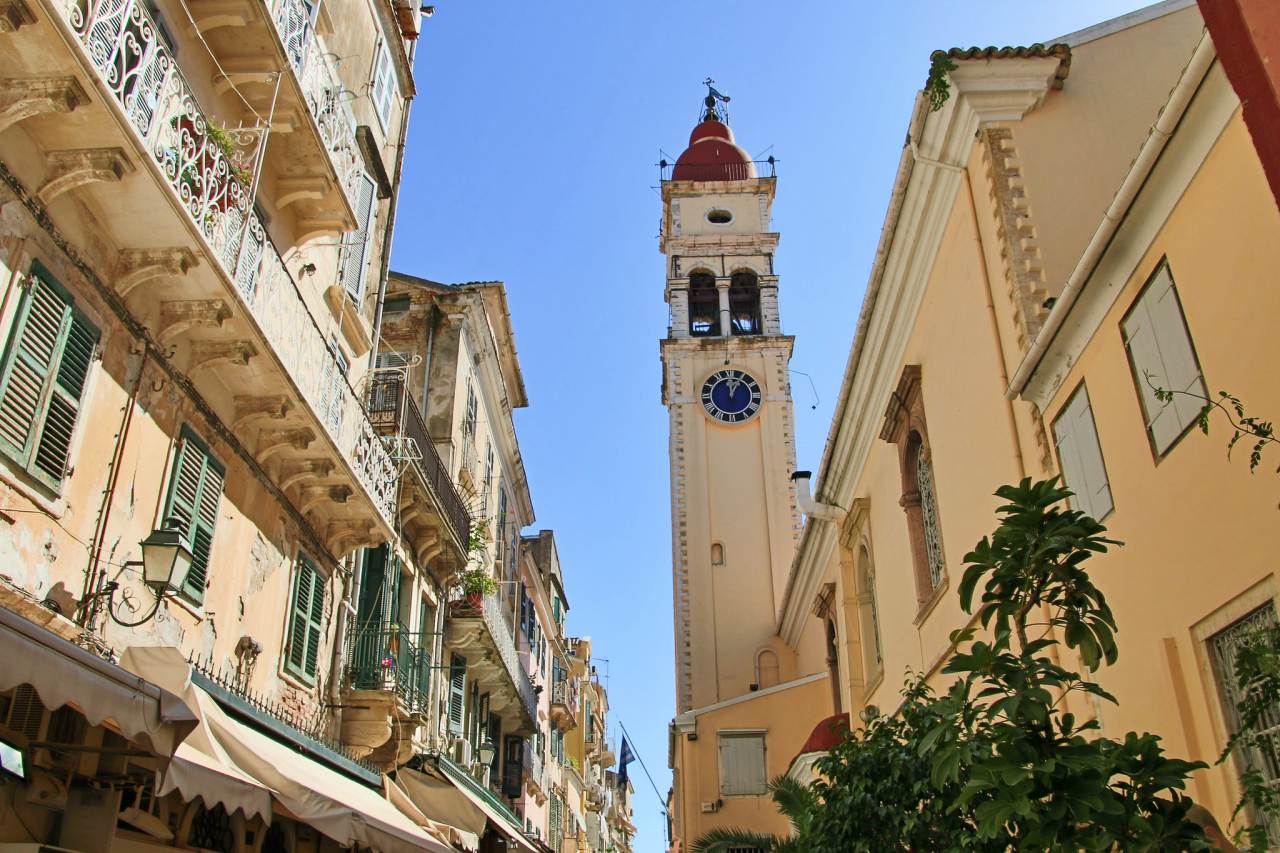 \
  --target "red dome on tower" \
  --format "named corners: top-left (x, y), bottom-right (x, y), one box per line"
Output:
top-left (671, 118), bottom-right (757, 182)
